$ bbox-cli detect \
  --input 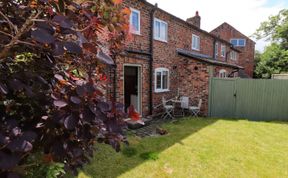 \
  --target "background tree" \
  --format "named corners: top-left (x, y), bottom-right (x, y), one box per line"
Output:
top-left (0, 0), bottom-right (130, 177)
top-left (254, 9), bottom-right (288, 78)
